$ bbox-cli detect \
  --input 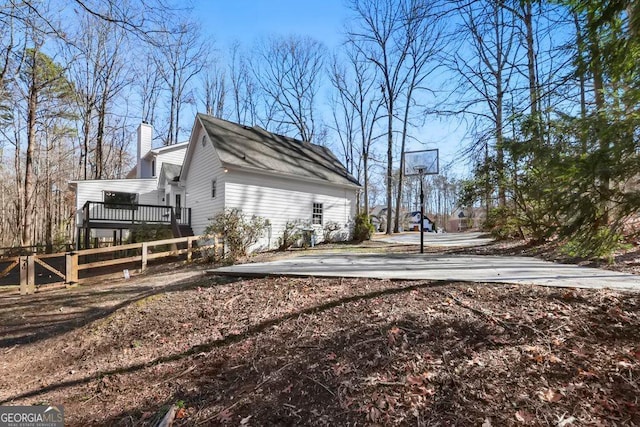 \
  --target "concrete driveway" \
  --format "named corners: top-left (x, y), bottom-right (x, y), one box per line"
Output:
top-left (212, 252), bottom-right (640, 292)
top-left (375, 231), bottom-right (494, 247)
